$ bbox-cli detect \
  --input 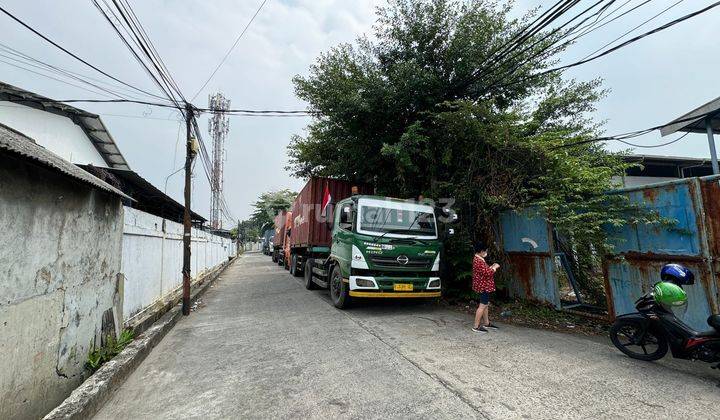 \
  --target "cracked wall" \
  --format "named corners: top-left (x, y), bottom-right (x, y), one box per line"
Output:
top-left (0, 155), bottom-right (123, 420)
